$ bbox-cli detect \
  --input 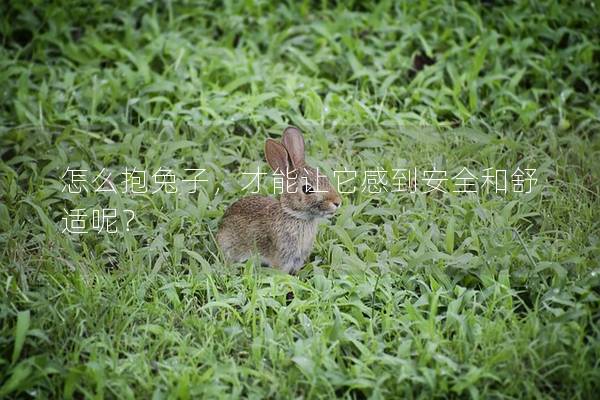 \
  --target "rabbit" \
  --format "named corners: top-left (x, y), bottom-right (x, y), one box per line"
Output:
top-left (216, 126), bottom-right (342, 274)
